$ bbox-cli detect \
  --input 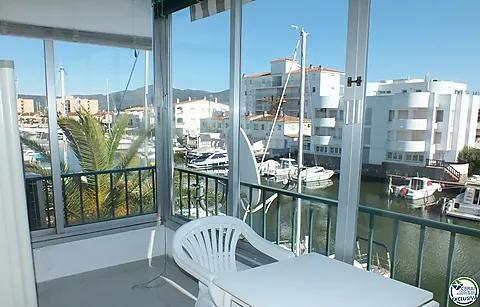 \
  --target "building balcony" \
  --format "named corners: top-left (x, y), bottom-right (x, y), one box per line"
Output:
top-left (386, 140), bottom-right (426, 152)
top-left (20, 166), bottom-right (475, 307)
top-left (392, 92), bottom-right (431, 108)
top-left (388, 119), bottom-right (428, 130)
top-left (312, 135), bottom-right (342, 146)
top-left (313, 95), bottom-right (340, 109)
top-left (314, 117), bottom-right (336, 127)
